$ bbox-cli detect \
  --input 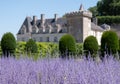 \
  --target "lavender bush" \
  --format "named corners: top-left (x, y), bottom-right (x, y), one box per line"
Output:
top-left (0, 56), bottom-right (120, 84)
